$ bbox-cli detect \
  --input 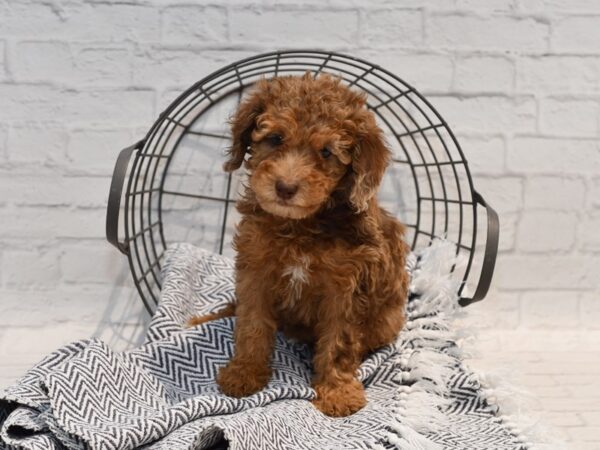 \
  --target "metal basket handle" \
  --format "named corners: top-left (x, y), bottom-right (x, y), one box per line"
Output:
top-left (106, 141), bottom-right (144, 254)
top-left (459, 191), bottom-right (500, 307)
